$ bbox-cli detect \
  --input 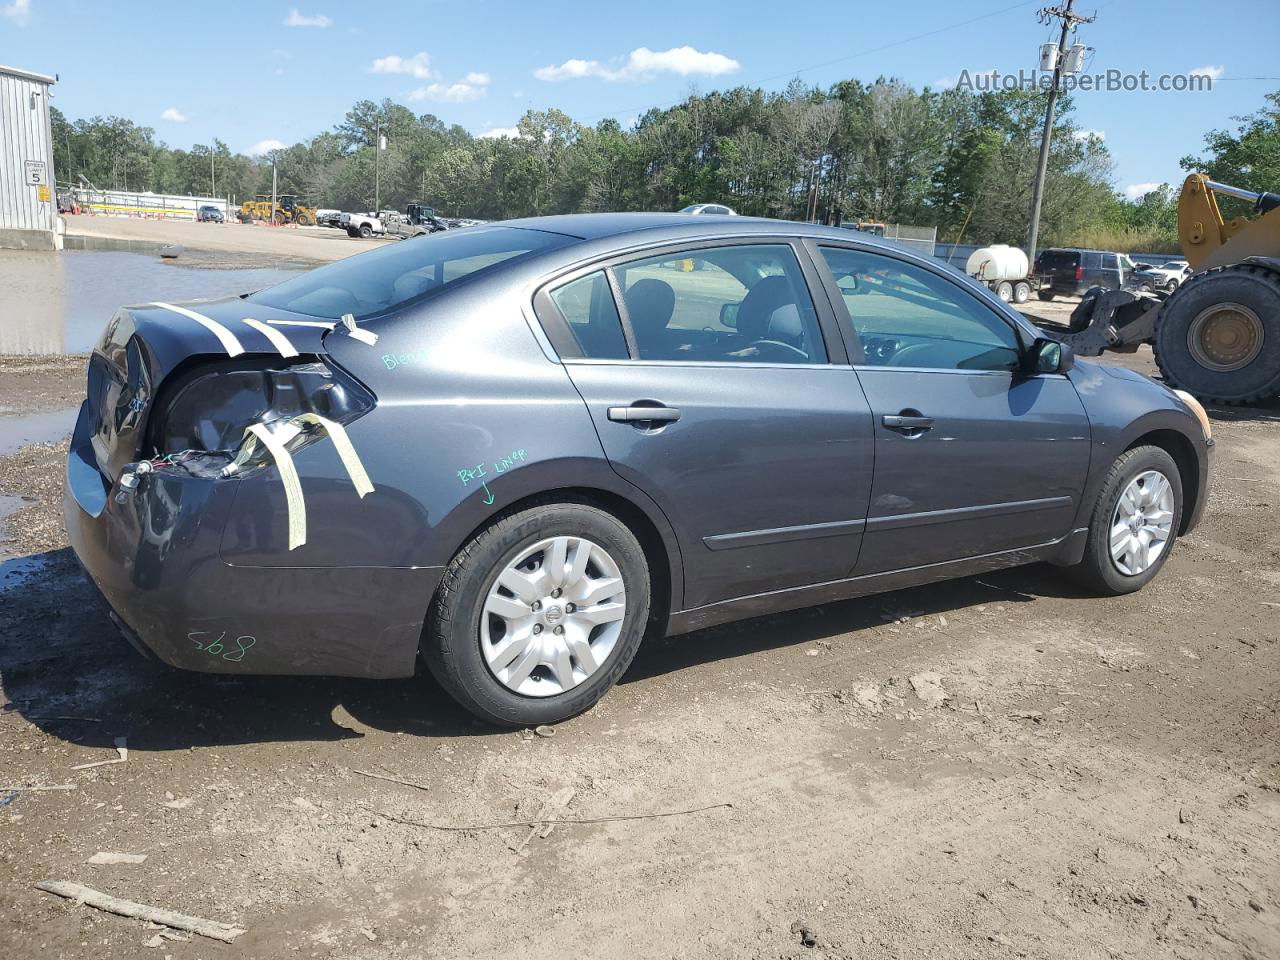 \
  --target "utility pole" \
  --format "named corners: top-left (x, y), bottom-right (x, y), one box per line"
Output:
top-left (374, 121), bottom-right (384, 213)
top-left (270, 154), bottom-right (278, 226)
top-left (210, 142), bottom-right (216, 198)
top-left (1026, 0), bottom-right (1094, 263)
